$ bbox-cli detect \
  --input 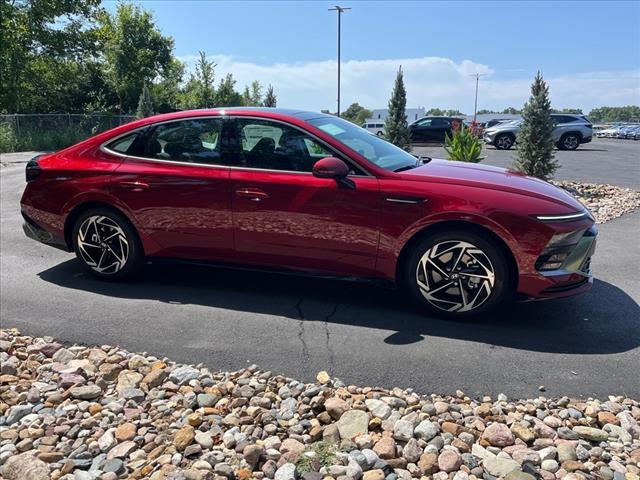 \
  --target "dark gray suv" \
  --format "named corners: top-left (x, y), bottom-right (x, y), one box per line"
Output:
top-left (484, 114), bottom-right (593, 150)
